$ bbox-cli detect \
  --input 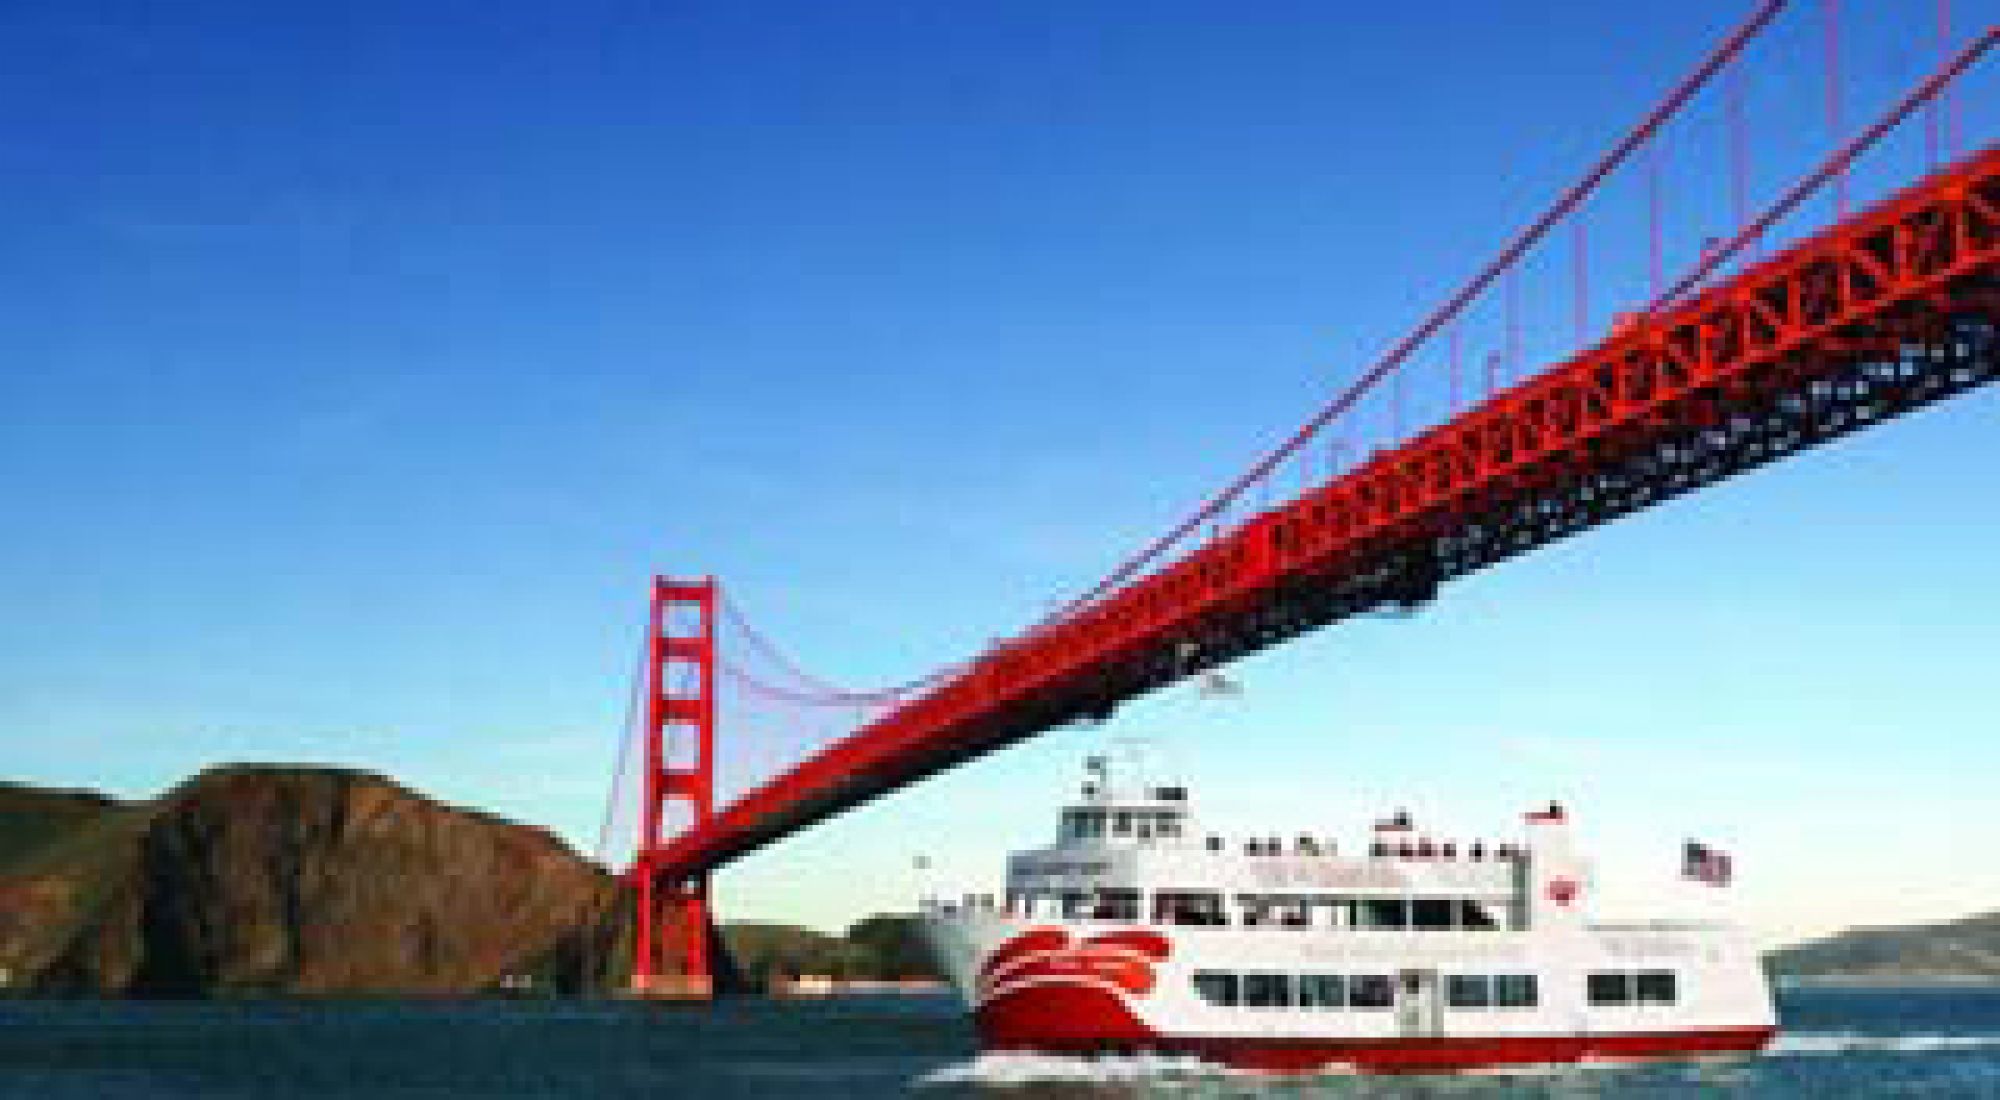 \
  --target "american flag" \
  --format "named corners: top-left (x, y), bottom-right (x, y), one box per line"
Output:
top-left (1682, 841), bottom-right (1733, 887)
